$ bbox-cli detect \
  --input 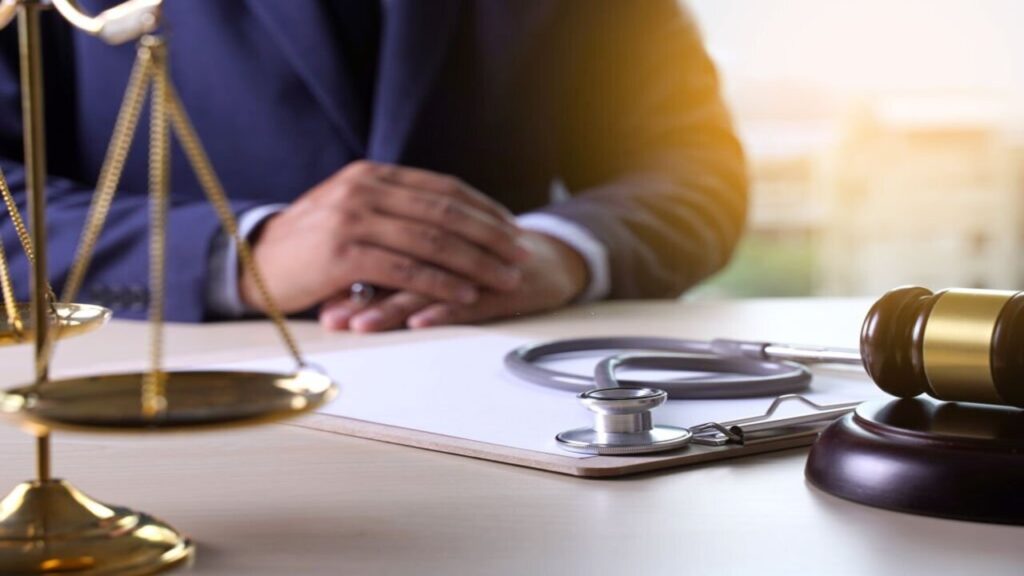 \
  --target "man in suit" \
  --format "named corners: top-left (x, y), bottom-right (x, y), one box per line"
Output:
top-left (0, 0), bottom-right (746, 332)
